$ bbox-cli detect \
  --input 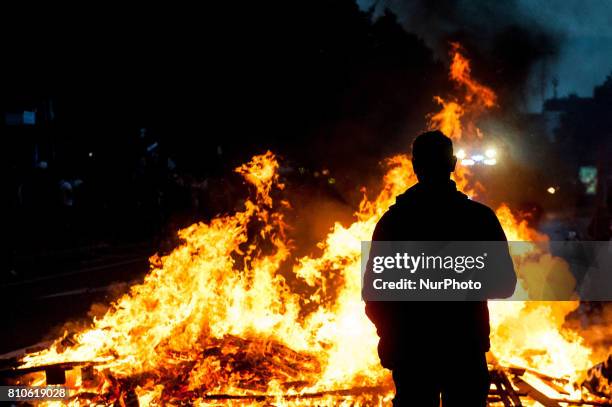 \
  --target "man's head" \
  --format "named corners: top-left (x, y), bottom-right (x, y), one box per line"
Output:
top-left (411, 130), bottom-right (457, 183)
